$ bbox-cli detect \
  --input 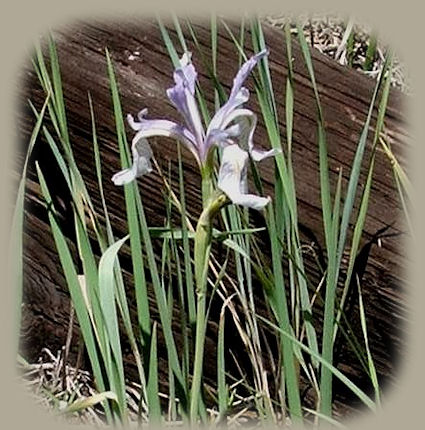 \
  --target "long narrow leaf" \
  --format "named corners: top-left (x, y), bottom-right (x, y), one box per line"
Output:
top-left (256, 313), bottom-right (376, 411)
top-left (98, 235), bottom-right (130, 417)
top-left (11, 94), bottom-right (49, 353)
top-left (36, 163), bottom-right (112, 421)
